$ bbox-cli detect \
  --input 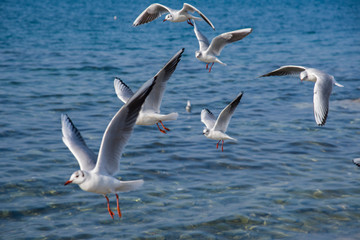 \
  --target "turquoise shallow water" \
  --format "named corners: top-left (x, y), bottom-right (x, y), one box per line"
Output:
top-left (1, 0), bottom-right (360, 239)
